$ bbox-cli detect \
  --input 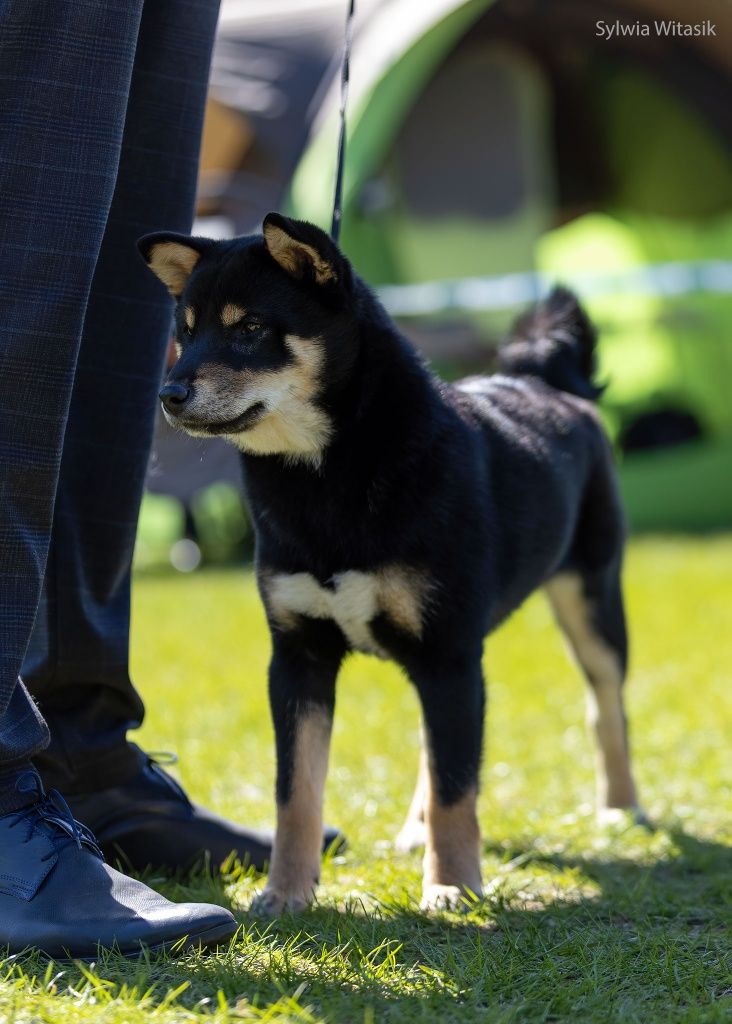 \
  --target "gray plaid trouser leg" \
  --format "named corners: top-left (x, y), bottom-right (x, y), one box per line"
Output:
top-left (0, 0), bottom-right (220, 806)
